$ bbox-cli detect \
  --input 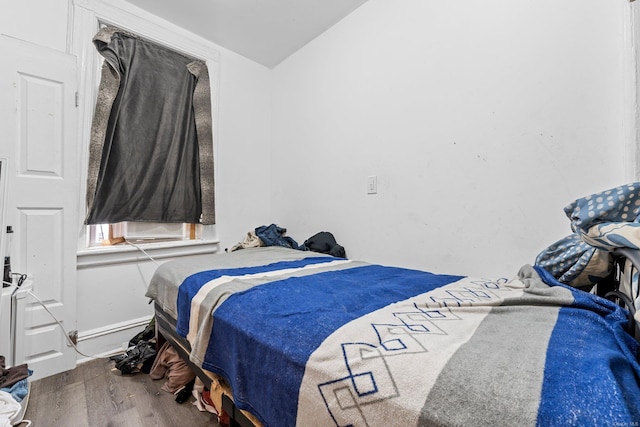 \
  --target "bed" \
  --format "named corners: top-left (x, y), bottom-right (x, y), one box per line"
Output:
top-left (145, 184), bottom-right (640, 427)
top-left (146, 245), bottom-right (640, 427)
